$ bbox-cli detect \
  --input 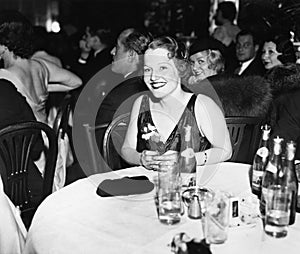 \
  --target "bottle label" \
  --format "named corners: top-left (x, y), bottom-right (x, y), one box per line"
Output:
top-left (181, 148), bottom-right (195, 159)
top-left (256, 147), bottom-right (269, 158)
top-left (266, 163), bottom-right (277, 174)
top-left (252, 170), bottom-right (264, 189)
